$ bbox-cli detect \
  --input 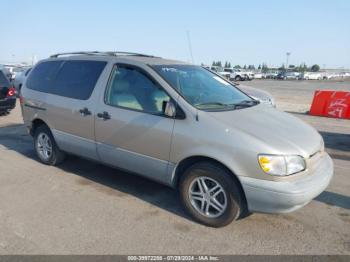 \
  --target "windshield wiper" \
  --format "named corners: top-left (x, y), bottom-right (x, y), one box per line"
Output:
top-left (195, 100), bottom-right (259, 110)
top-left (231, 100), bottom-right (260, 109)
top-left (195, 102), bottom-right (231, 108)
